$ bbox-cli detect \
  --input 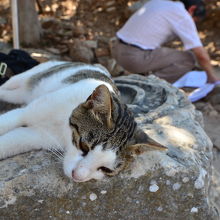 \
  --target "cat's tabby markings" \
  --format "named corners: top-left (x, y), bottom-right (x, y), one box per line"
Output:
top-left (0, 61), bottom-right (166, 182)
